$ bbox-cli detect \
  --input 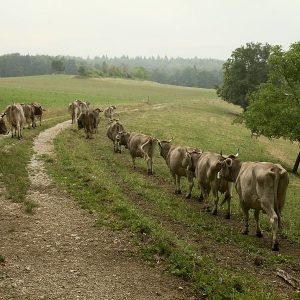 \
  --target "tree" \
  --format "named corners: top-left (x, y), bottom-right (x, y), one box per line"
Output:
top-left (78, 66), bottom-right (87, 76)
top-left (51, 58), bottom-right (65, 73)
top-left (217, 42), bottom-right (272, 109)
top-left (241, 42), bottom-right (300, 173)
top-left (132, 66), bottom-right (149, 80)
